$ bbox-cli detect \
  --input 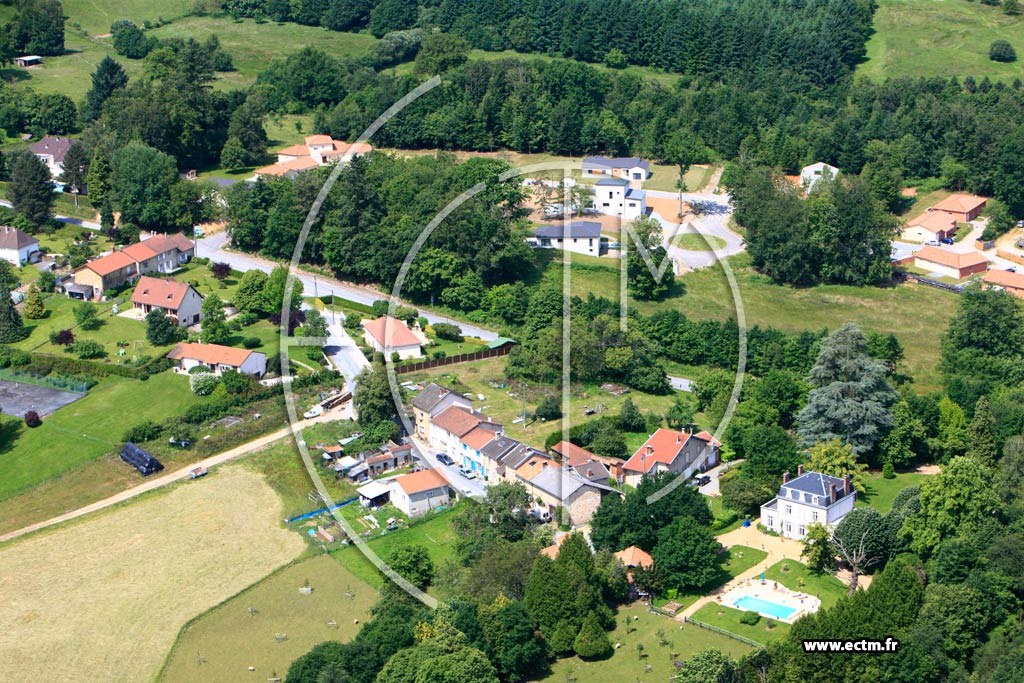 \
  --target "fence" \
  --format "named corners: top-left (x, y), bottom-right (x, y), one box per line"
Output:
top-left (0, 367), bottom-right (89, 394)
top-left (394, 342), bottom-right (515, 375)
top-left (684, 616), bottom-right (764, 648)
top-left (997, 248), bottom-right (1024, 267)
